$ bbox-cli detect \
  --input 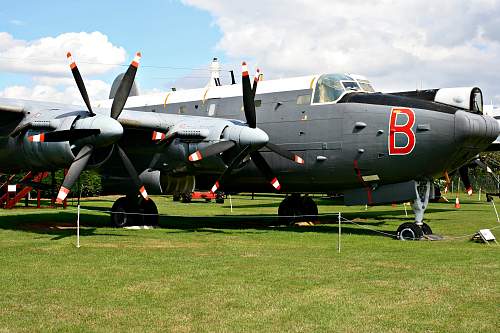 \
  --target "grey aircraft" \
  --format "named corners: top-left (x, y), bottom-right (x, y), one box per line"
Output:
top-left (0, 52), bottom-right (497, 240)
